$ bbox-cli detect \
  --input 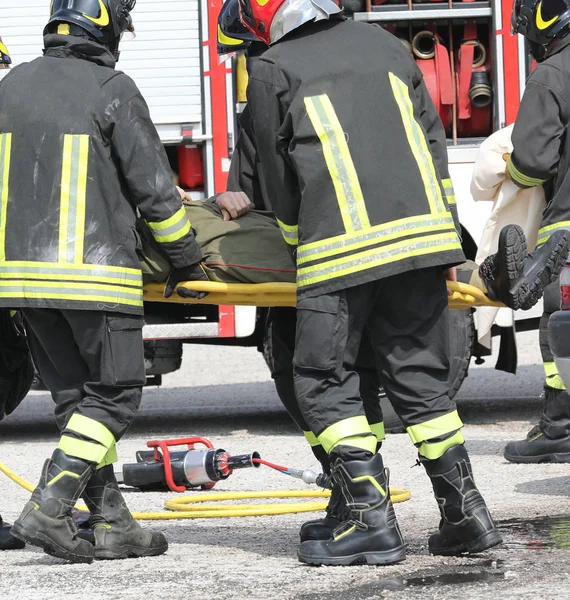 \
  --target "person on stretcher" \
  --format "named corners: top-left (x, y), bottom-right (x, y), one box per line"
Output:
top-left (139, 186), bottom-right (567, 311)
